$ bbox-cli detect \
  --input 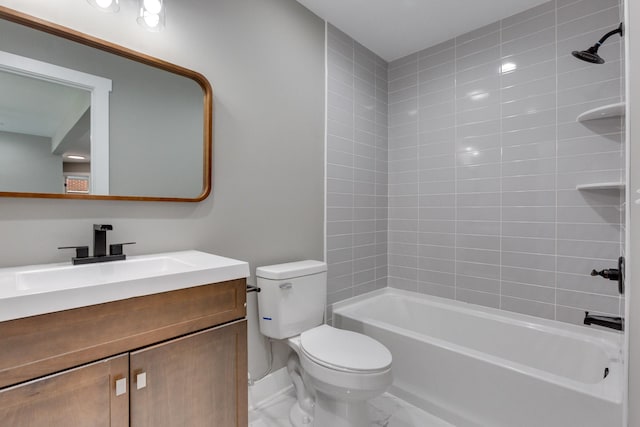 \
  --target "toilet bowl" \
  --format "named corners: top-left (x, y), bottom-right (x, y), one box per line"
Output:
top-left (290, 325), bottom-right (392, 426)
top-left (256, 261), bottom-right (393, 427)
